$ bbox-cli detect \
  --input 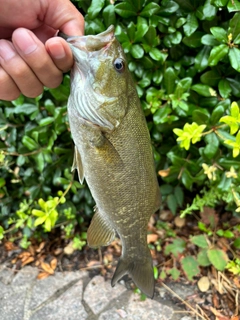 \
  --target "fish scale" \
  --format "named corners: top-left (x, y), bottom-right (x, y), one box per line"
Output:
top-left (64, 25), bottom-right (161, 298)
